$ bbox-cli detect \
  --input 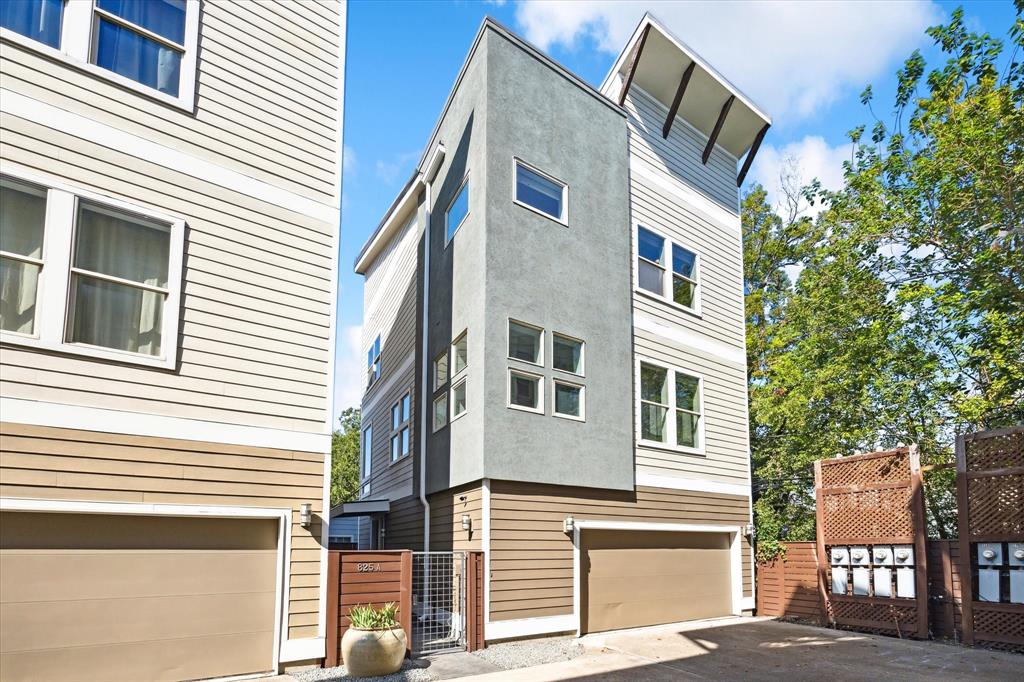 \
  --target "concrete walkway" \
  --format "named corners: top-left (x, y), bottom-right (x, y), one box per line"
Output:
top-left (460, 617), bottom-right (1022, 681)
